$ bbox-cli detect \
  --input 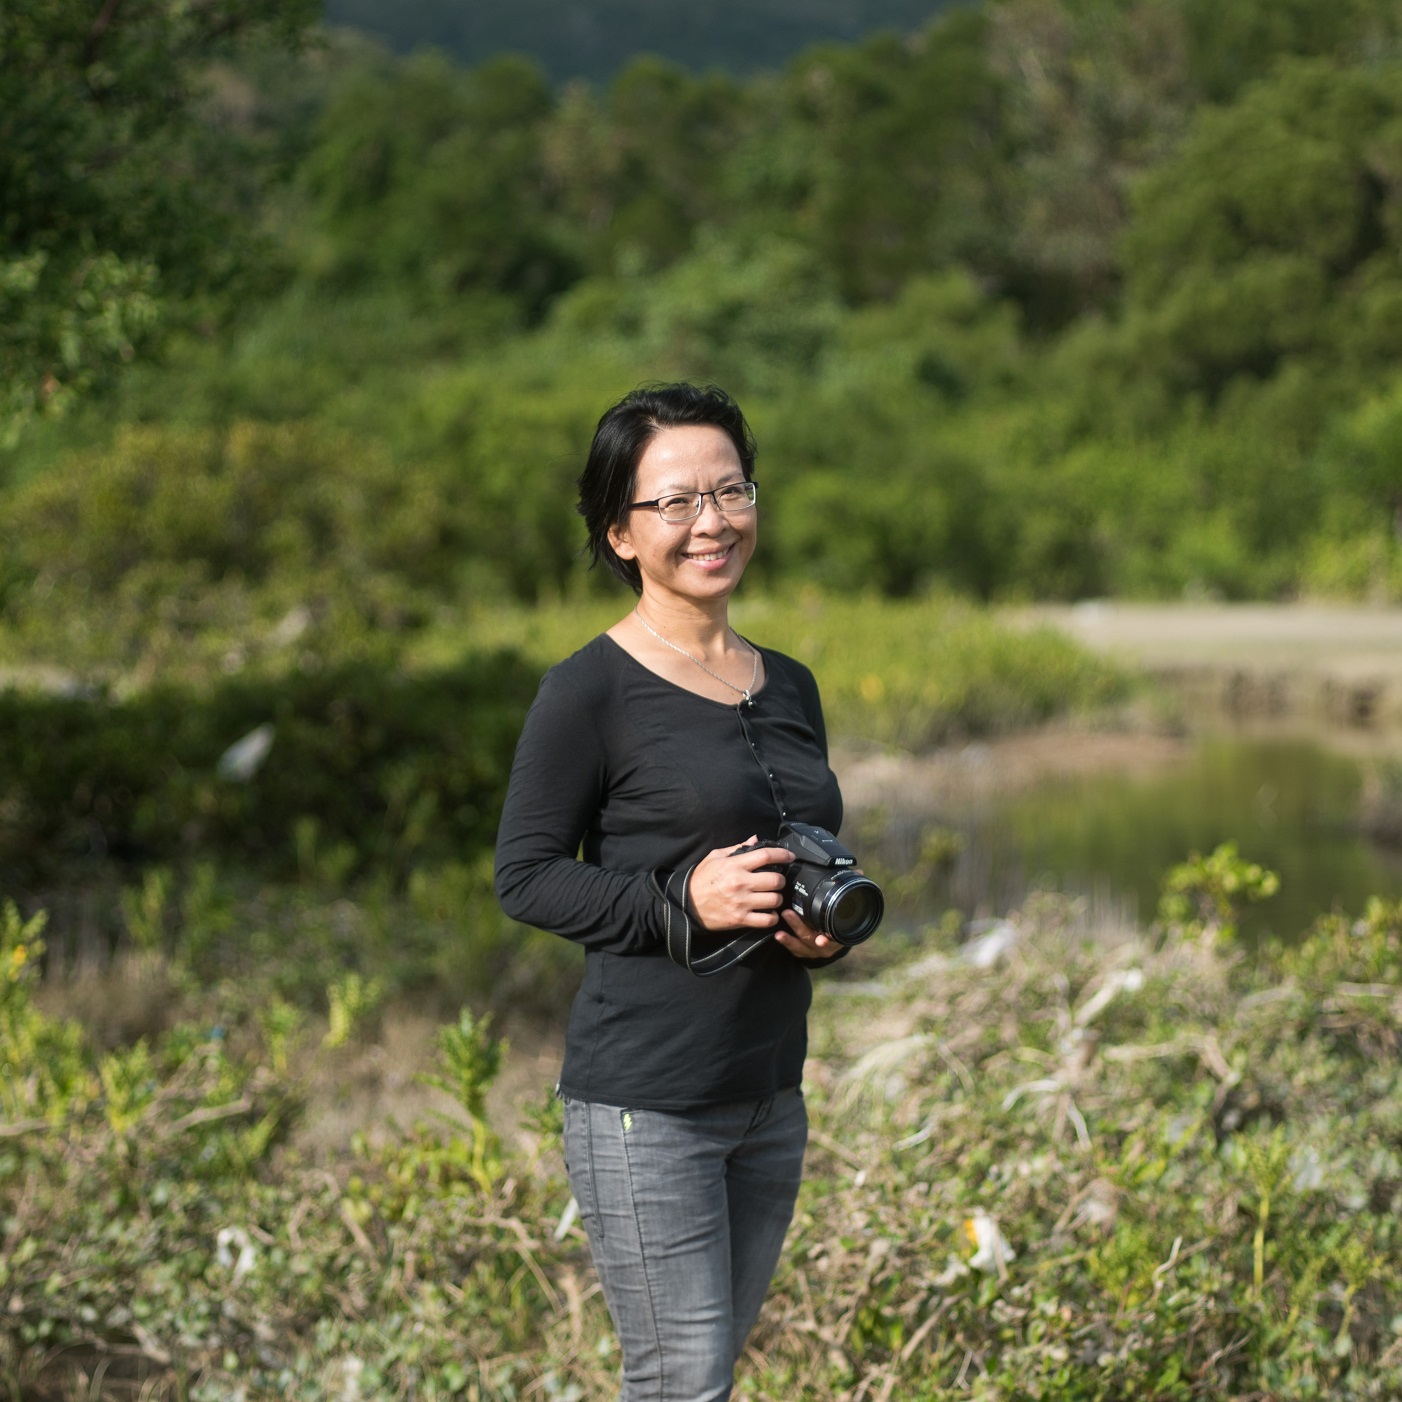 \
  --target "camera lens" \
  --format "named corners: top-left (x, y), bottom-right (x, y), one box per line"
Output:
top-left (814, 872), bottom-right (884, 946)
